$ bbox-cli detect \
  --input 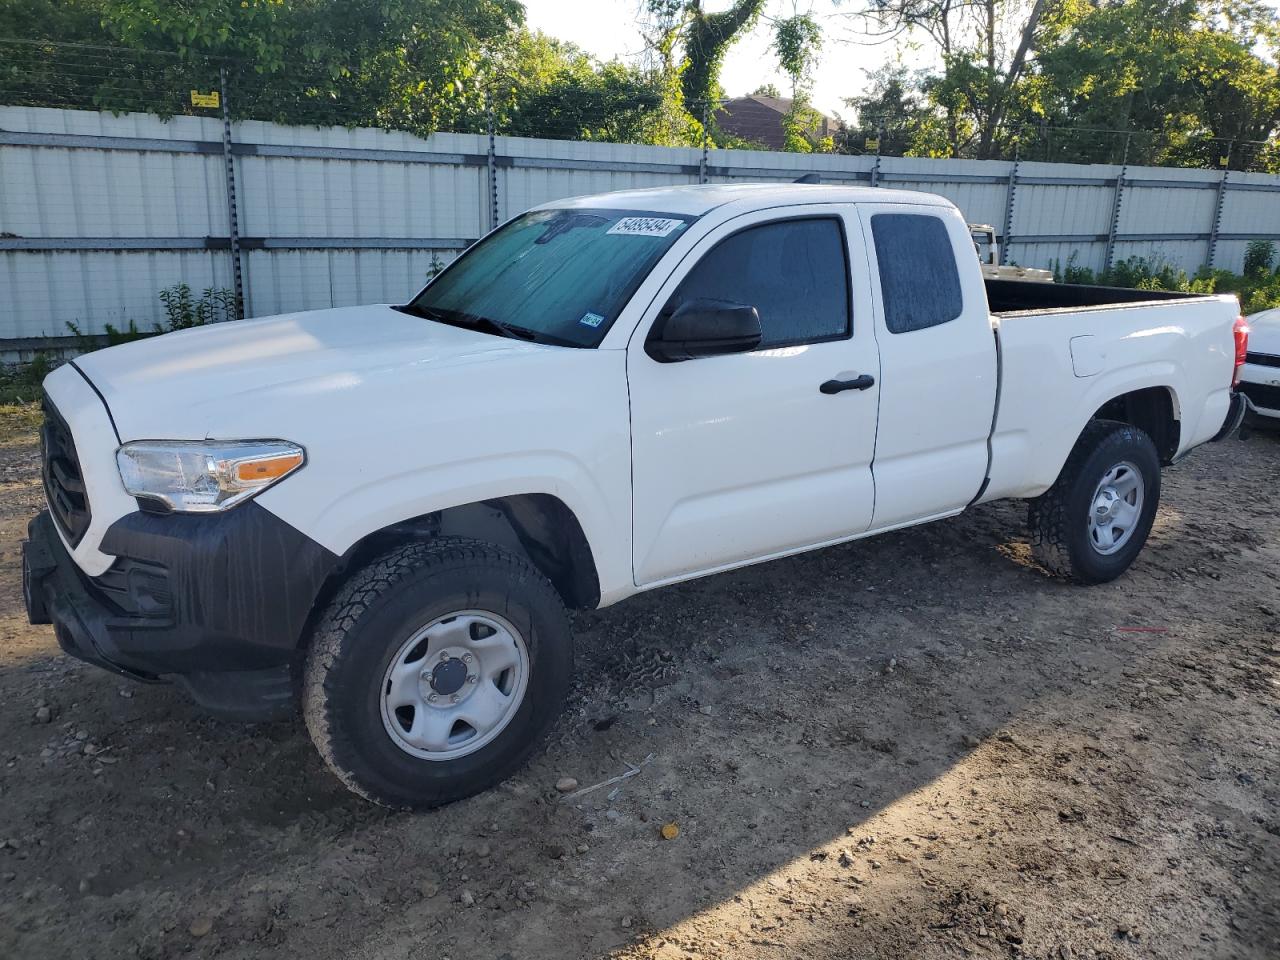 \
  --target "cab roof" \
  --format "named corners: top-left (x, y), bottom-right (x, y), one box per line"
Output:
top-left (538, 182), bottom-right (954, 217)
